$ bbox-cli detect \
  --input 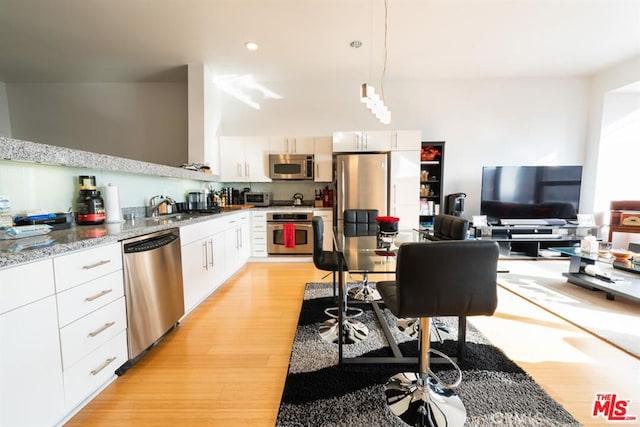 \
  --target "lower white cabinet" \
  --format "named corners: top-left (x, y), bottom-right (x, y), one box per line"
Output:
top-left (224, 212), bottom-right (250, 278)
top-left (0, 294), bottom-right (66, 426)
top-left (62, 330), bottom-right (128, 411)
top-left (0, 259), bottom-right (65, 427)
top-left (180, 219), bottom-right (226, 314)
top-left (53, 242), bottom-right (127, 415)
top-left (313, 209), bottom-right (333, 251)
top-left (251, 210), bottom-right (268, 257)
top-left (390, 150), bottom-right (420, 229)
